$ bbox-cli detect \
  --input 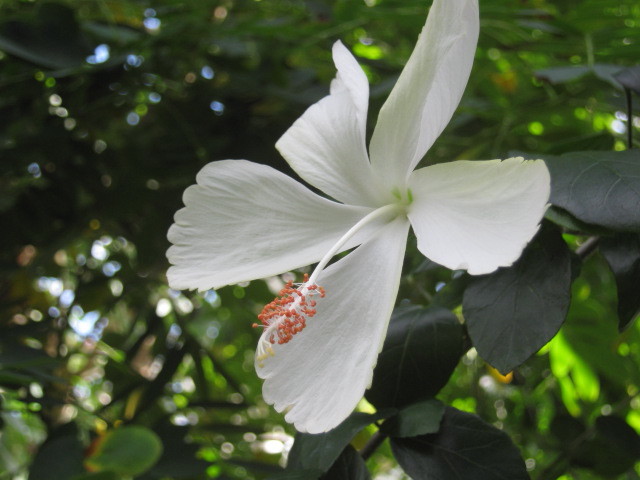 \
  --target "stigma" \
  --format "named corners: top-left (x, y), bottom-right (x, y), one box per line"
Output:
top-left (255, 273), bottom-right (325, 367)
